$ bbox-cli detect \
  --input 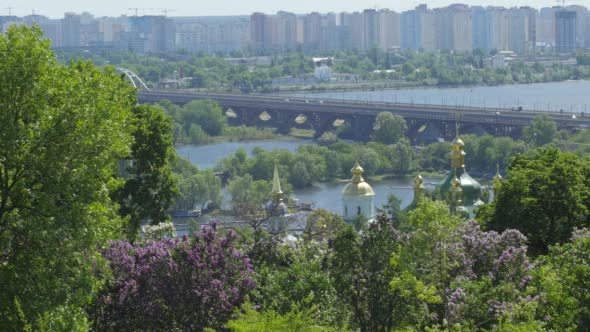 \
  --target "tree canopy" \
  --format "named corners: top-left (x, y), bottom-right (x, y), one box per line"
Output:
top-left (372, 112), bottom-right (407, 145)
top-left (0, 26), bottom-right (135, 328)
top-left (479, 147), bottom-right (590, 255)
top-left (116, 105), bottom-right (178, 240)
